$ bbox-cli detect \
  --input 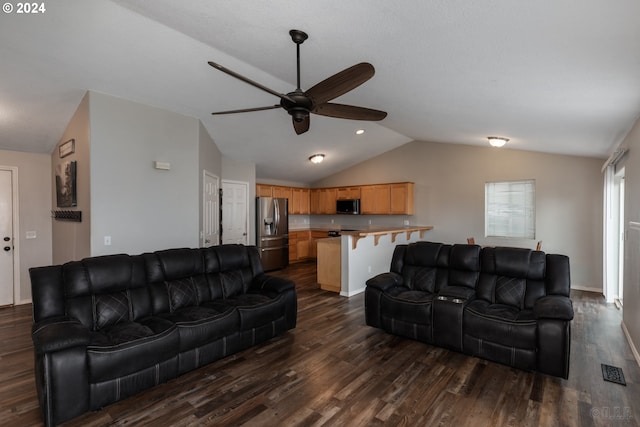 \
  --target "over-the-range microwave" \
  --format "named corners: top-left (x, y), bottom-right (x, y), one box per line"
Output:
top-left (336, 199), bottom-right (361, 215)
